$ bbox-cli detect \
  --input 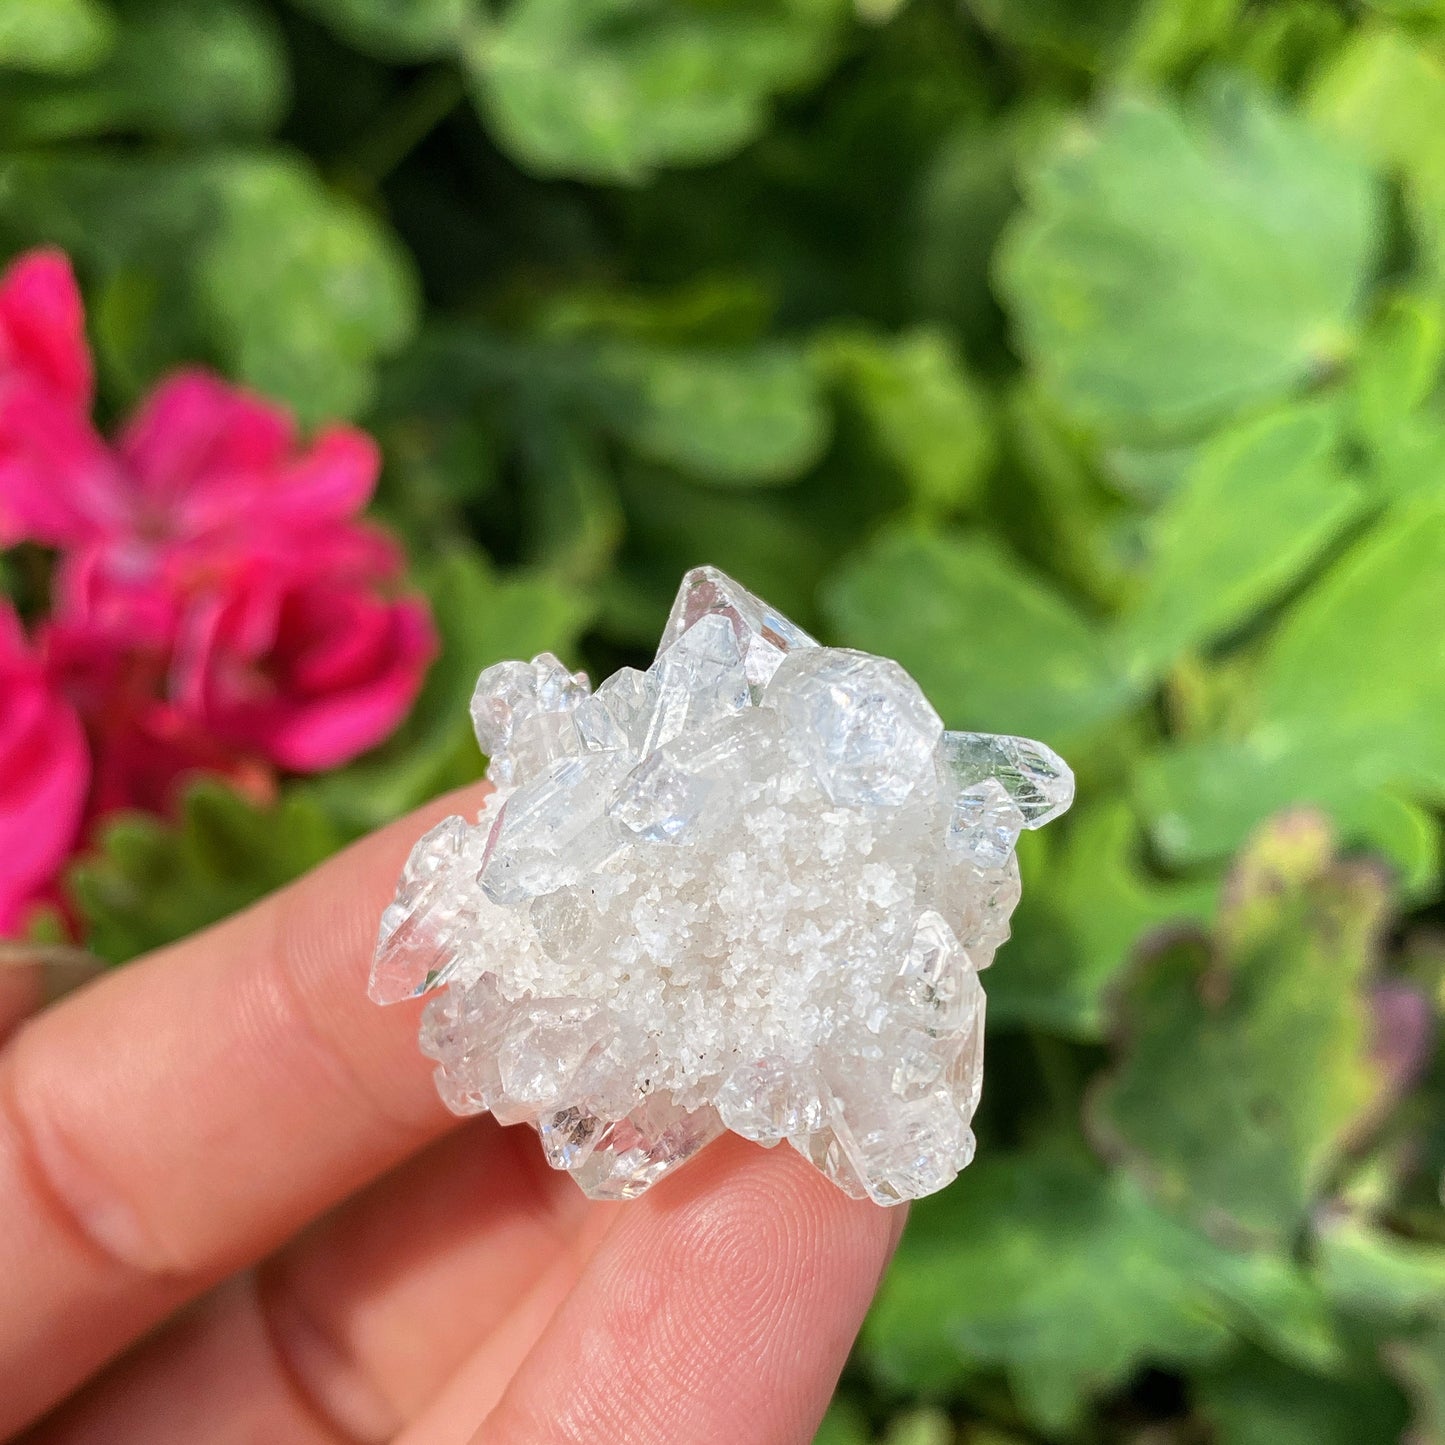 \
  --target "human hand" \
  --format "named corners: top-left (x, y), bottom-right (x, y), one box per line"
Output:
top-left (0, 785), bottom-right (904, 1444)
